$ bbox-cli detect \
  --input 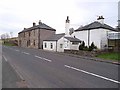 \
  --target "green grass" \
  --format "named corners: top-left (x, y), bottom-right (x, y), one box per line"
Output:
top-left (96, 52), bottom-right (120, 61)
top-left (3, 42), bottom-right (16, 46)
